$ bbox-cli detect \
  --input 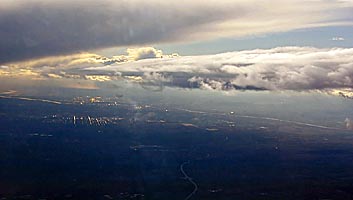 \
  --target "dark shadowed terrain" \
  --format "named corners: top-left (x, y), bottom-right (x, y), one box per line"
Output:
top-left (1, 90), bottom-right (353, 199)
